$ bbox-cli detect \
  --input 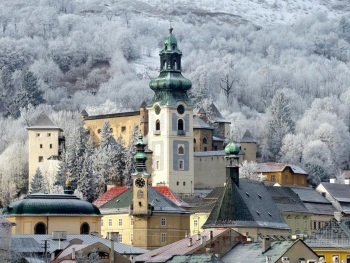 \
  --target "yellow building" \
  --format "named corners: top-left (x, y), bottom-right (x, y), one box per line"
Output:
top-left (255, 162), bottom-right (308, 187)
top-left (95, 134), bottom-right (191, 250)
top-left (2, 192), bottom-right (101, 235)
top-left (305, 217), bottom-right (350, 263)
